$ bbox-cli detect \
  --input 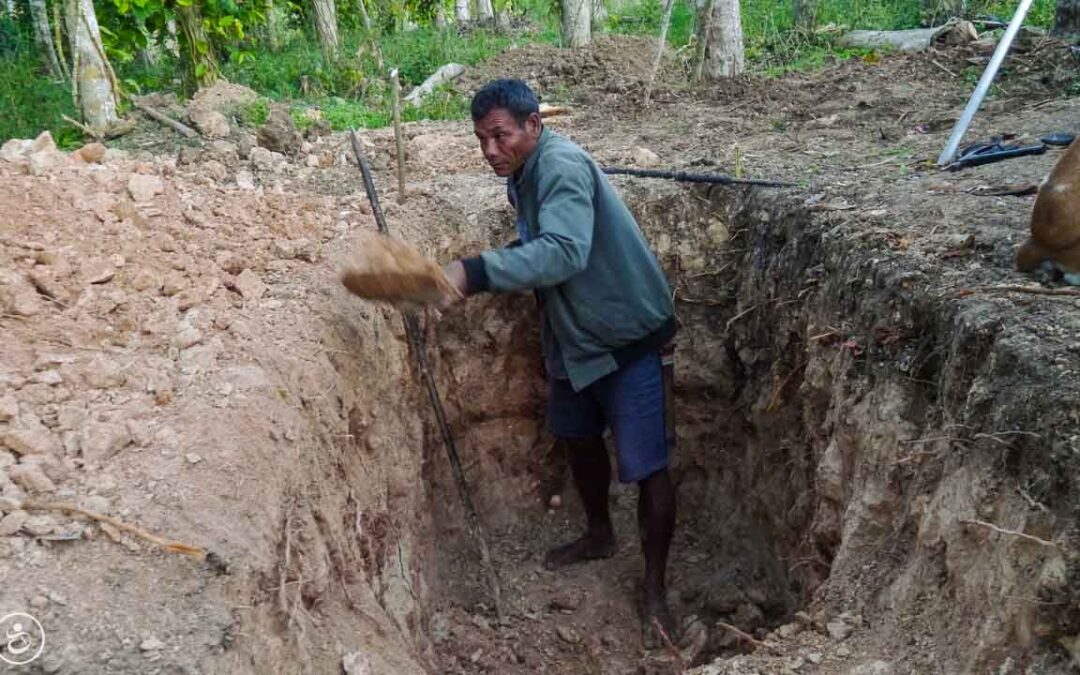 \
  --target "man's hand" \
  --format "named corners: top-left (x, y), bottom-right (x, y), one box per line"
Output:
top-left (440, 260), bottom-right (468, 310)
